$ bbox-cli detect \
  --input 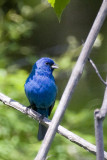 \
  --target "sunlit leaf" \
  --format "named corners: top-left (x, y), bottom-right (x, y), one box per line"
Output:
top-left (48, 0), bottom-right (70, 21)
